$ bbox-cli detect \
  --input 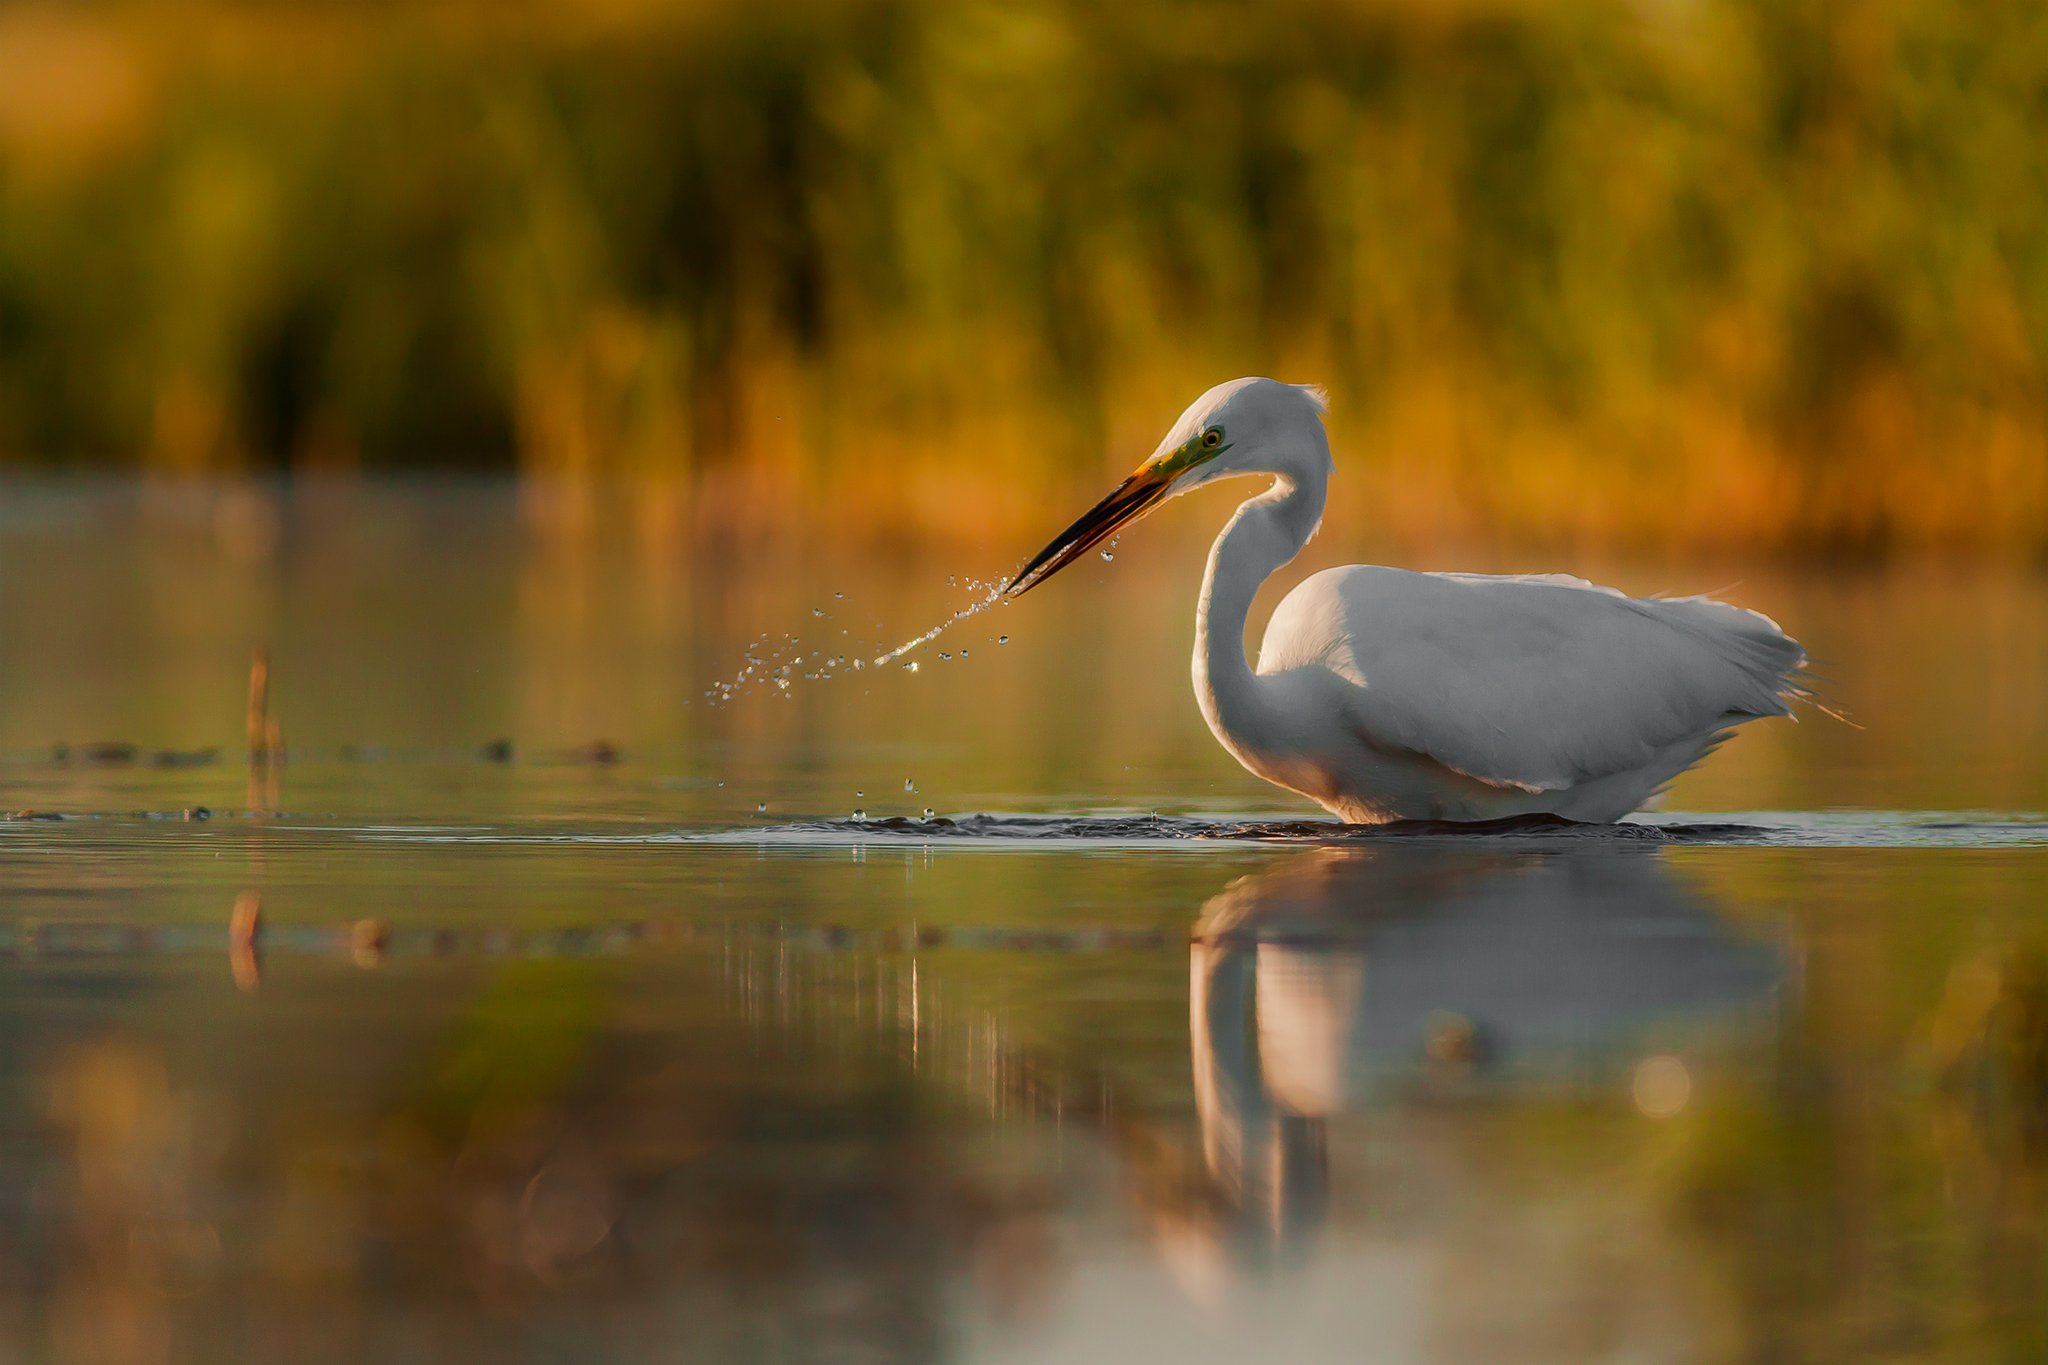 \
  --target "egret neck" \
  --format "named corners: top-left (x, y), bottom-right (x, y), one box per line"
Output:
top-left (1193, 464), bottom-right (1327, 754)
